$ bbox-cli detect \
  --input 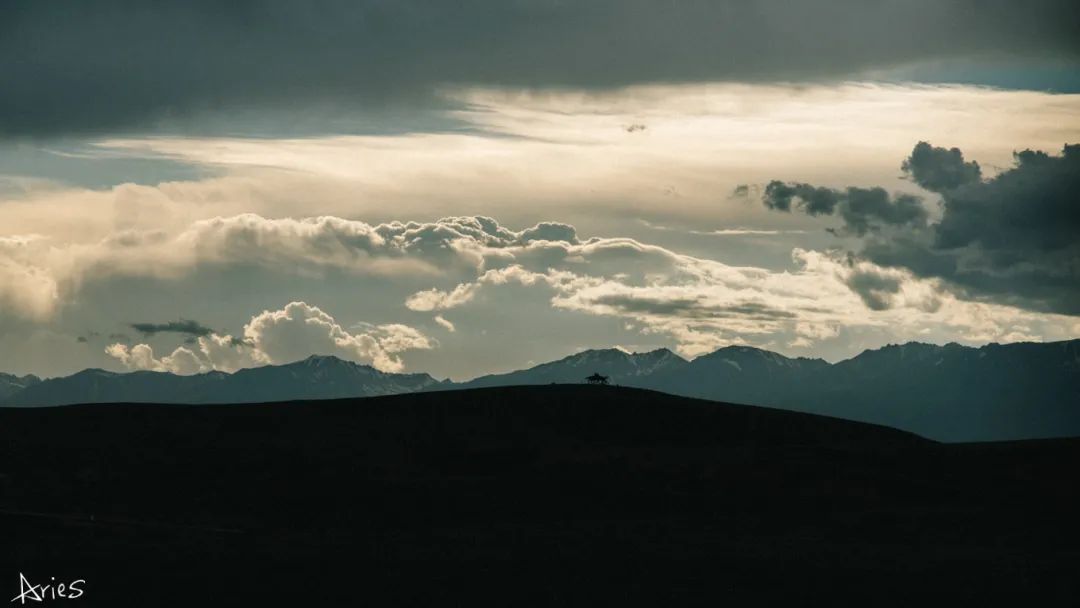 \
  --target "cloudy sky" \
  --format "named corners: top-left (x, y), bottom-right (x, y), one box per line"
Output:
top-left (2, 1), bottom-right (1079, 380)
